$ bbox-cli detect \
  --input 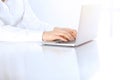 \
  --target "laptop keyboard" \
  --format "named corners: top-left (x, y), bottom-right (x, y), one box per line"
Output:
top-left (55, 40), bottom-right (75, 44)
